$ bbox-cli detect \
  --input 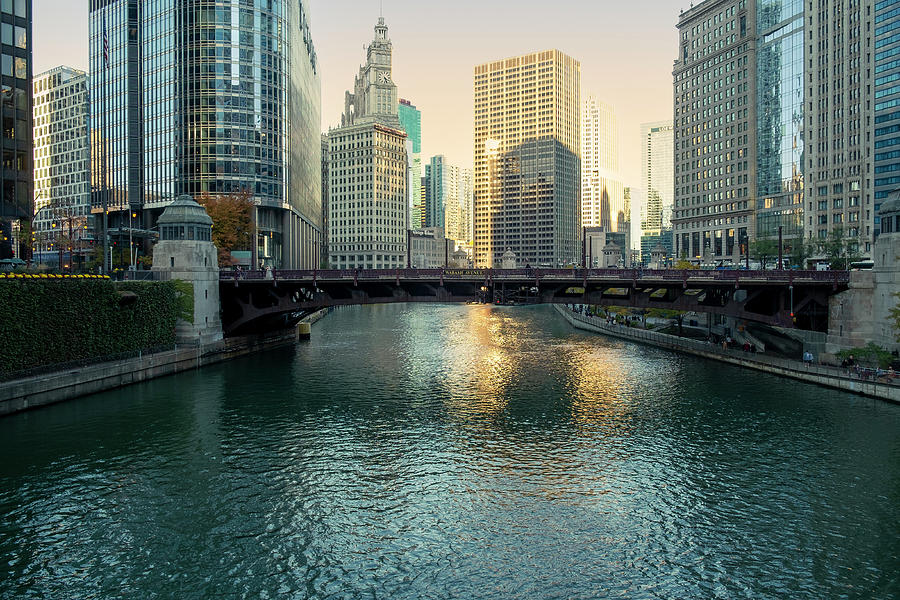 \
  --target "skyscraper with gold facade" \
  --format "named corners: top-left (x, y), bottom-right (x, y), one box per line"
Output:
top-left (473, 50), bottom-right (581, 267)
